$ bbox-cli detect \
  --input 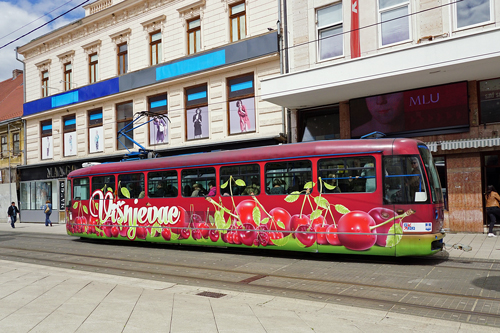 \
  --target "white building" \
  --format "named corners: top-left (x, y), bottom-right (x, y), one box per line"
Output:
top-left (261, 0), bottom-right (500, 233)
top-left (17, 0), bottom-right (283, 223)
